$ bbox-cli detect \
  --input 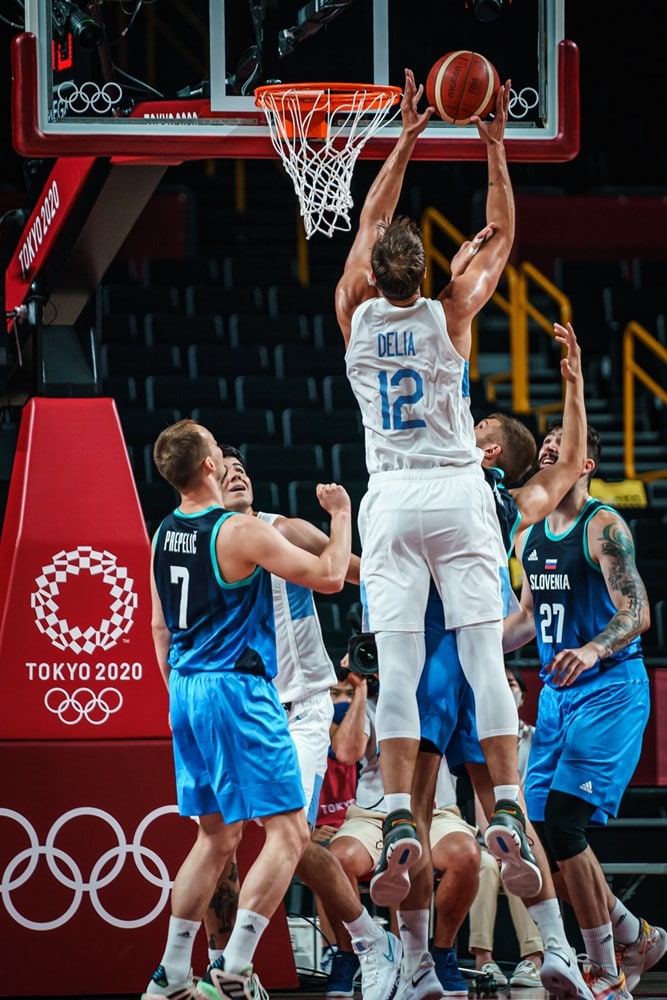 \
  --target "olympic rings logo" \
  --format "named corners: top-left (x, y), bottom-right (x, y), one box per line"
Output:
top-left (508, 86), bottom-right (540, 119)
top-left (0, 806), bottom-right (180, 930)
top-left (54, 80), bottom-right (123, 117)
top-left (44, 687), bottom-right (123, 725)
top-left (31, 546), bottom-right (137, 655)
